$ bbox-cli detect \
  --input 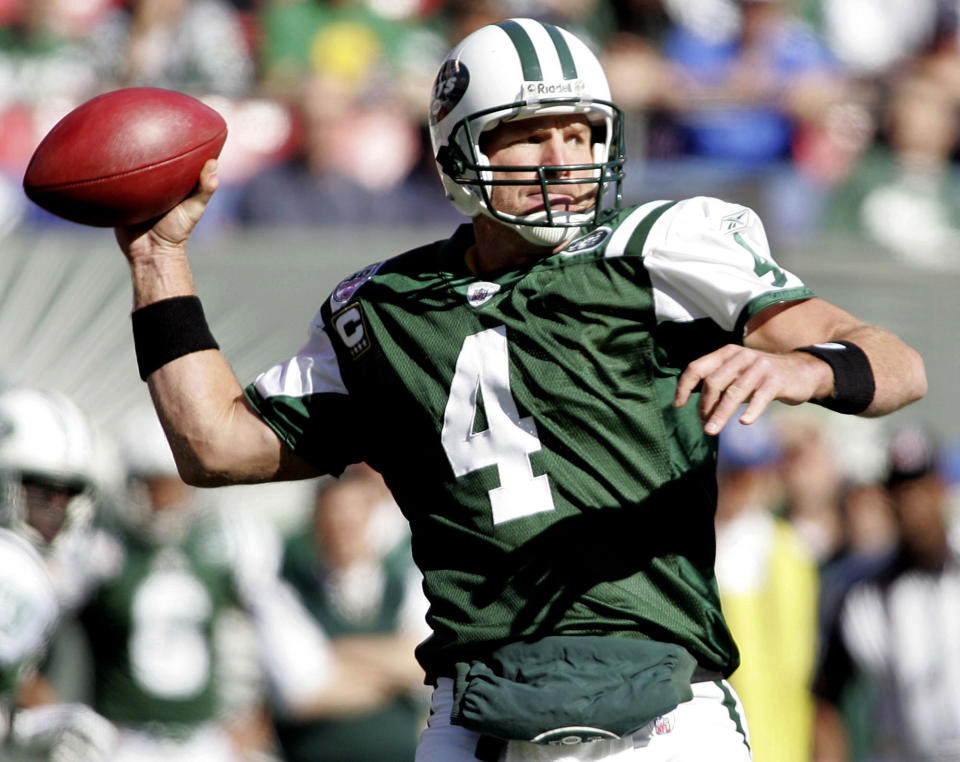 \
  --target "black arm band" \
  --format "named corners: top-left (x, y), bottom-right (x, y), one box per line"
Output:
top-left (794, 340), bottom-right (875, 415)
top-left (131, 295), bottom-right (219, 381)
